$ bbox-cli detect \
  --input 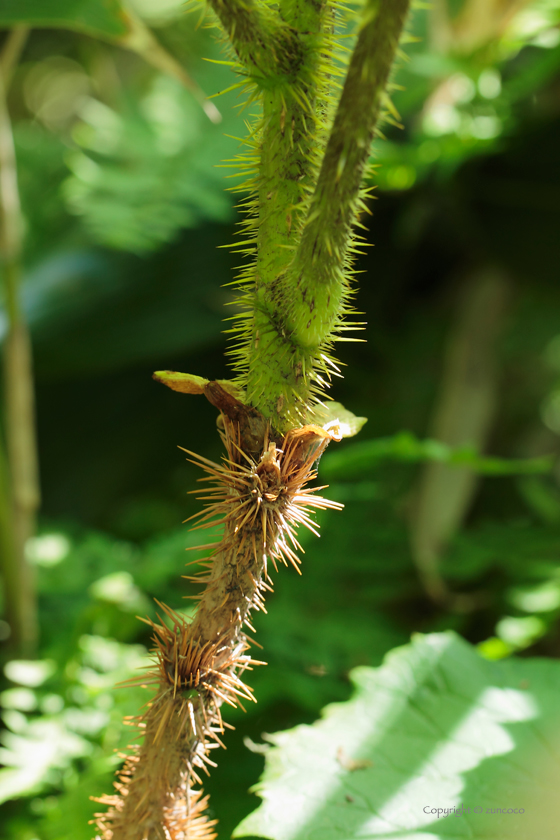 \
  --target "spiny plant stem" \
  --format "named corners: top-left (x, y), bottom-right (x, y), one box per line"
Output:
top-left (0, 26), bottom-right (39, 656)
top-left (256, 0), bottom-right (332, 281)
top-left (282, 0), bottom-right (410, 342)
top-left (95, 1), bottom-right (410, 837)
top-left (245, 1), bottom-right (335, 424)
top-left (96, 418), bottom-right (339, 840)
top-left (208, 0), bottom-right (303, 79)
top-left (247, 0), bottom-right (411, 427)
top-left (99, 506), bottom-right (270, 839)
